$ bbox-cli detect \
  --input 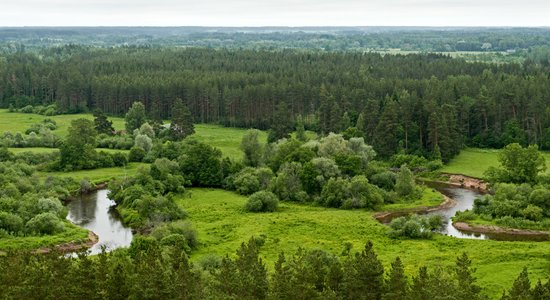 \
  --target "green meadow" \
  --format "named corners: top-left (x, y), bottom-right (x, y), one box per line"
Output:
top-left (0, 109), bottom-right (269, 160)
top-left (179, 188), bottom-right (550, 298)
top-left (441, 148), bottom-right (550, 178)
